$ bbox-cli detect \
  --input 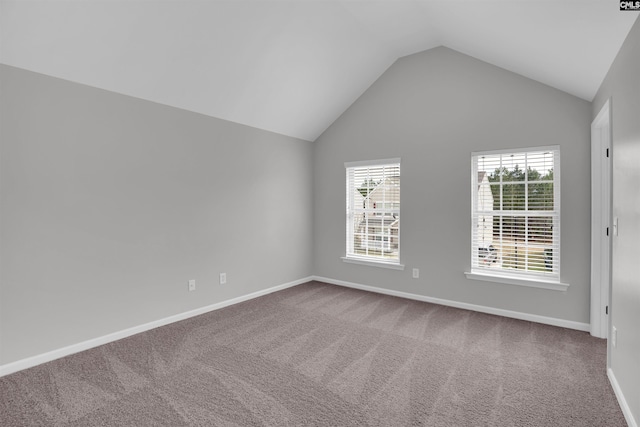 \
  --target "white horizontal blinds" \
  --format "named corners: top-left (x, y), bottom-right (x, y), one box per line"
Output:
top-left (472, 148), bottom-right (560, 281)
top-left (346, 161), bottom-right (400, 263)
